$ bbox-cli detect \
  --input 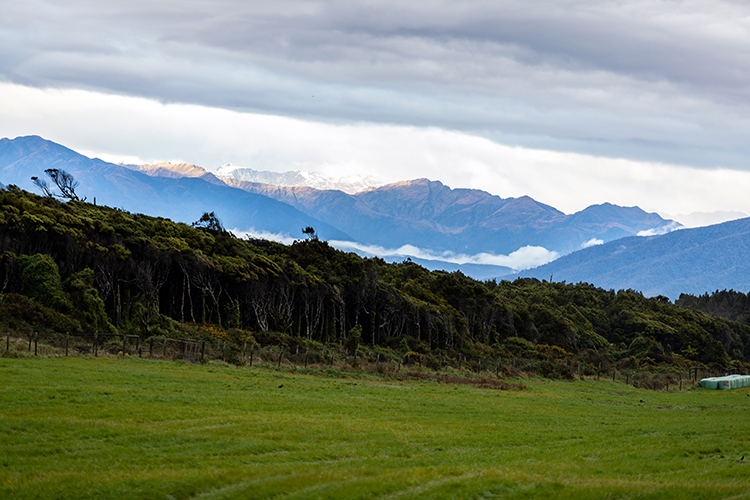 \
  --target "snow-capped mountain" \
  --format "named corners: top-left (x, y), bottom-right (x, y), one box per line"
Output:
top-left (214, 164), bottom-right (384, 194)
